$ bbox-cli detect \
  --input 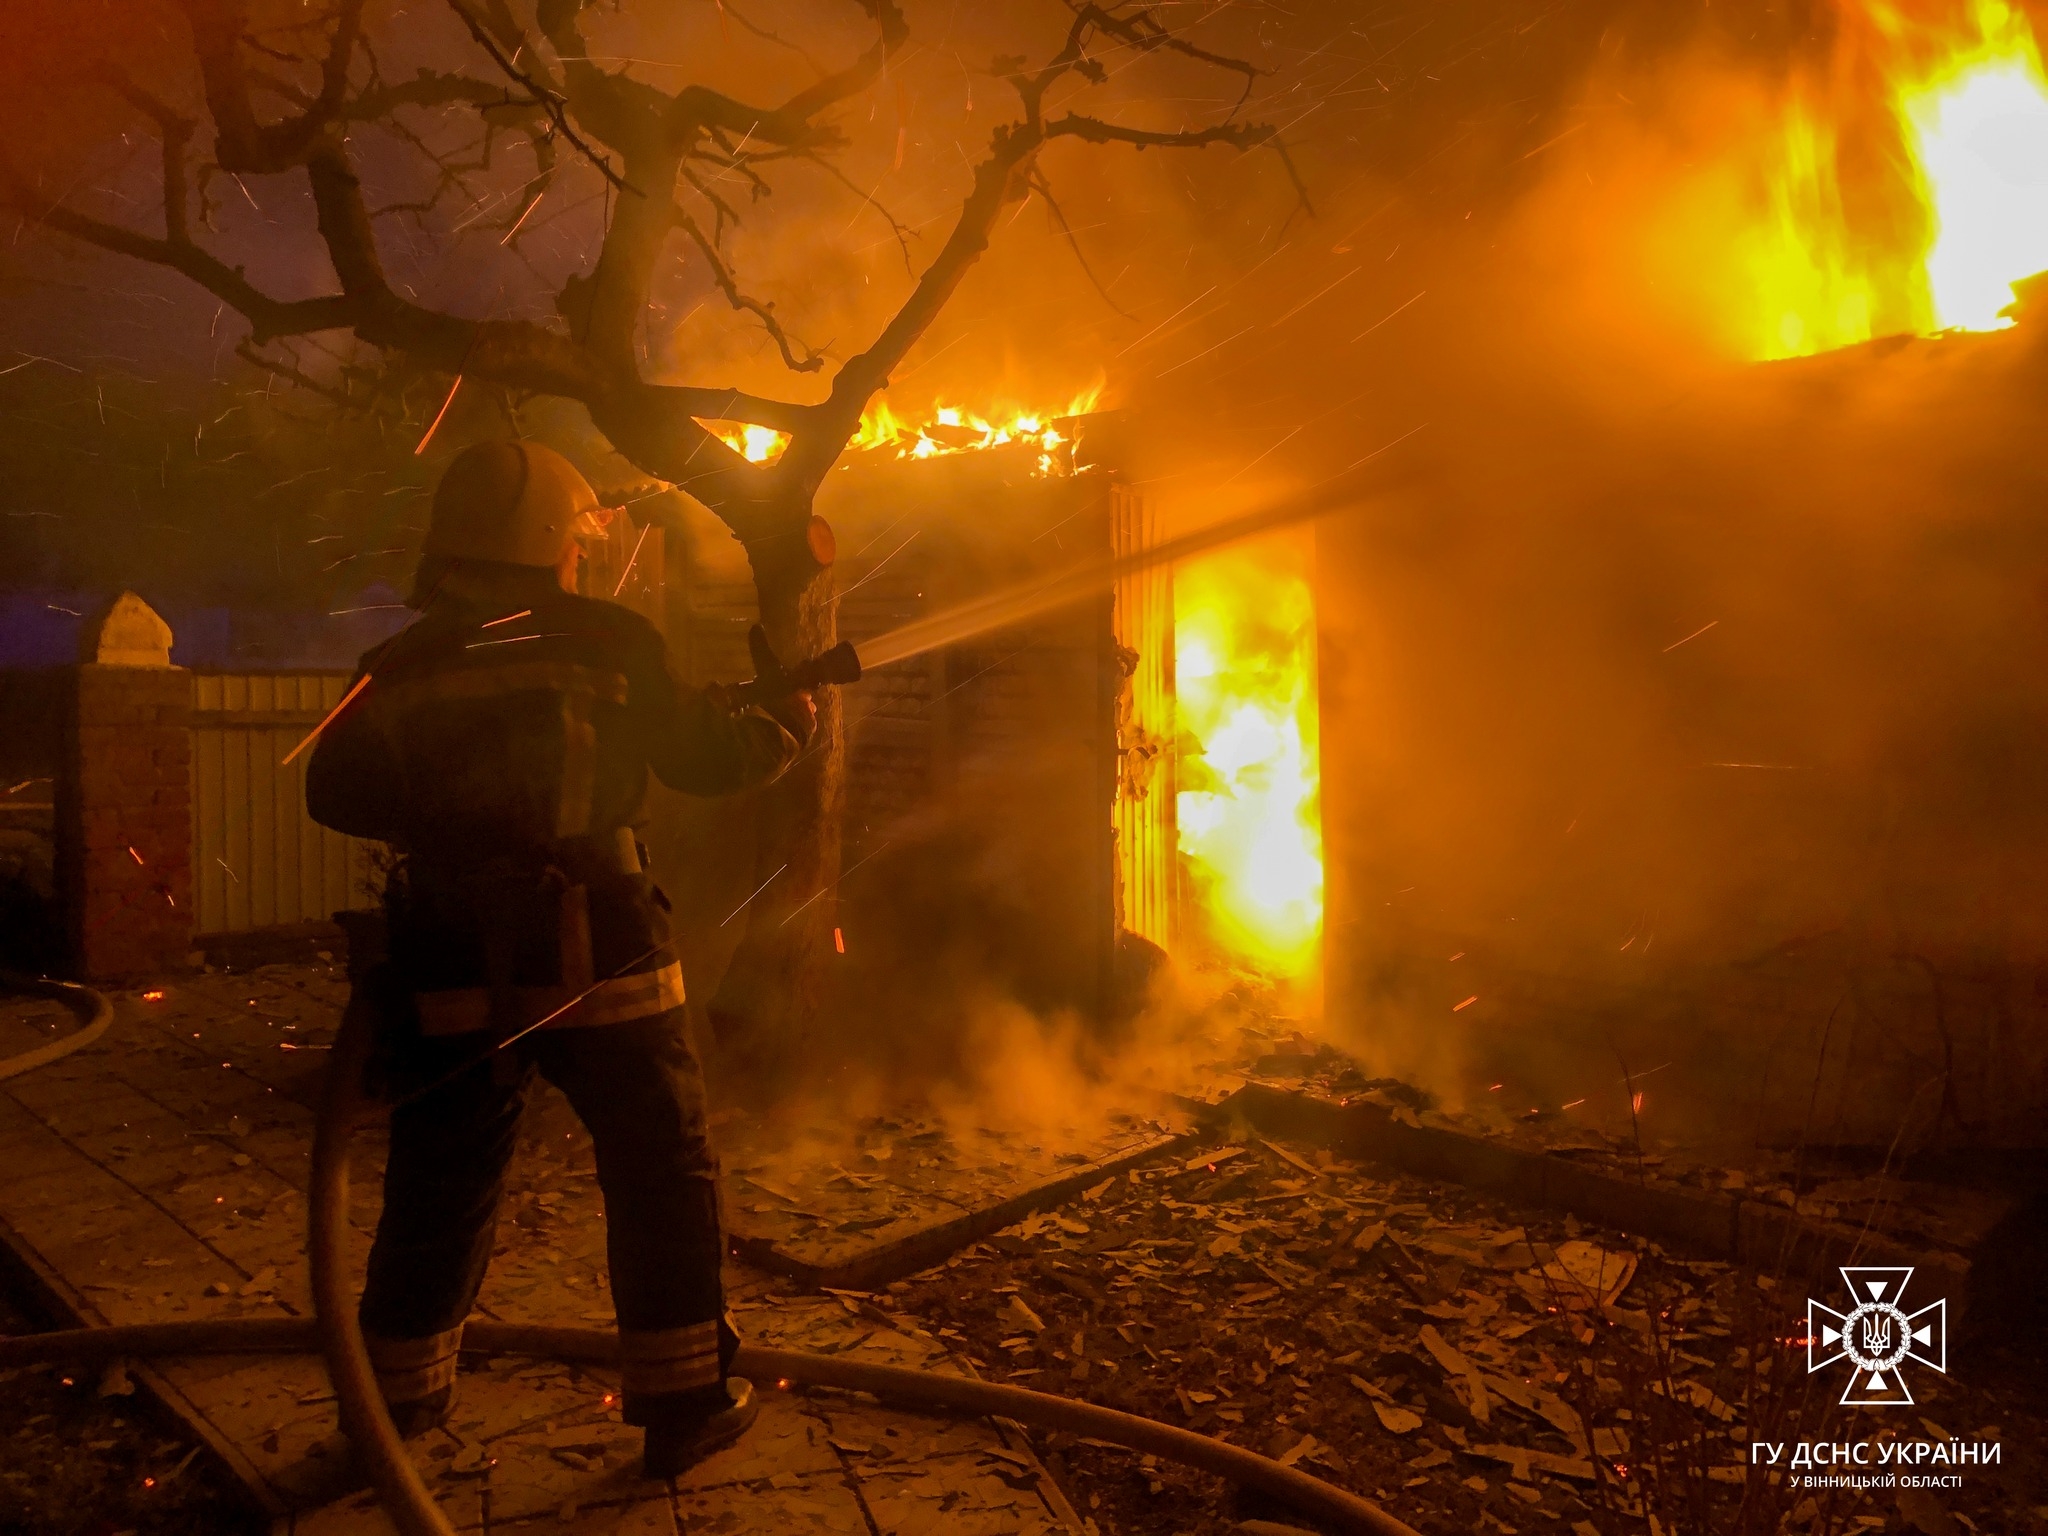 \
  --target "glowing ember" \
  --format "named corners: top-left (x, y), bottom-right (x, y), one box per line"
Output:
top-left (1747, 0), bottom-right (2048, 357)
top-left (1175, 542), bottom-right (1322, 978)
